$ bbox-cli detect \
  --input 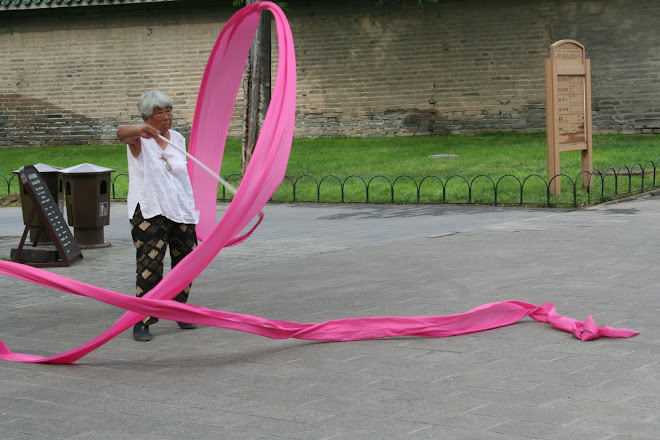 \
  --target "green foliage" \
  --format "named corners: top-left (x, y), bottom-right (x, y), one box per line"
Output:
top-left (376, 0), bottom-right (440, 7)
top-left (233, 1), bottom-right (429, 9)
top-left (232, 0), bottom-right (287, 8)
